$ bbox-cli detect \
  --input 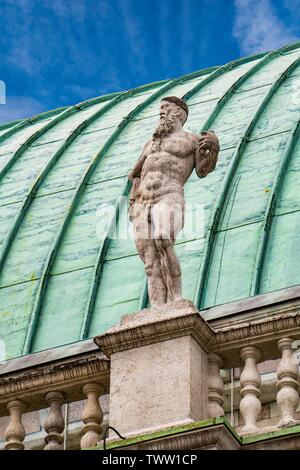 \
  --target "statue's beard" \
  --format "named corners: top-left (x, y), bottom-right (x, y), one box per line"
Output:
top-left (153, 114), bottom-right (176, 138)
